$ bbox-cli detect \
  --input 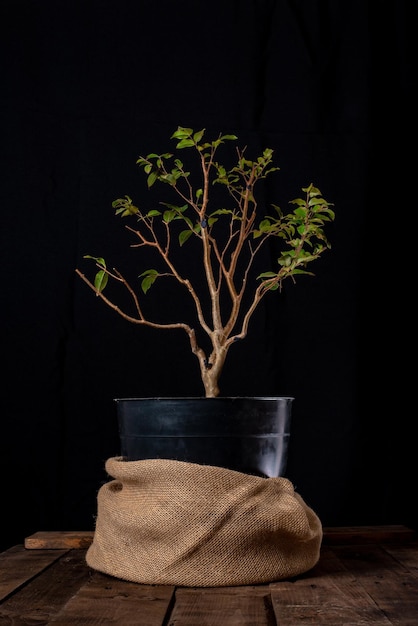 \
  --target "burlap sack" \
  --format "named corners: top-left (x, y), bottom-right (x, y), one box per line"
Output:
top-left (86, 457), bottom-right (322, 587)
